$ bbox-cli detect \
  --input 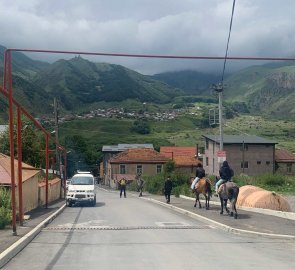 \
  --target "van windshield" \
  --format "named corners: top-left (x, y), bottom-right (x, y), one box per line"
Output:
top-left (71, 176), bottom-right (94, 185)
